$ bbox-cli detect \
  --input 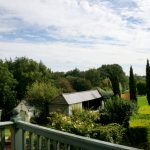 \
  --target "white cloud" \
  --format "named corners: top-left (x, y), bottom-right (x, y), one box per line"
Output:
top-left (0, 0), bottom-right (133, 42)
top-left (0, 41), bottom-right (149, 75)
top-left (0, 0), bottom-right (150, 75)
